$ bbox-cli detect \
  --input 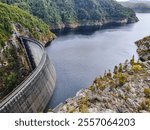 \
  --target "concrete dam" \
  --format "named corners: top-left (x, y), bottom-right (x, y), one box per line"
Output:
top-left (0, 37), bottom-right (56, 113)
